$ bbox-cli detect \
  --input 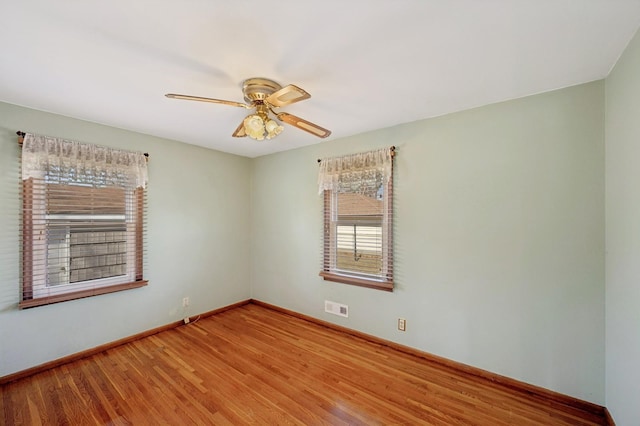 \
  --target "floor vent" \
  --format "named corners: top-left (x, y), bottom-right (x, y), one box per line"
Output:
top-left (325, 300), bottom-right (348, 318)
